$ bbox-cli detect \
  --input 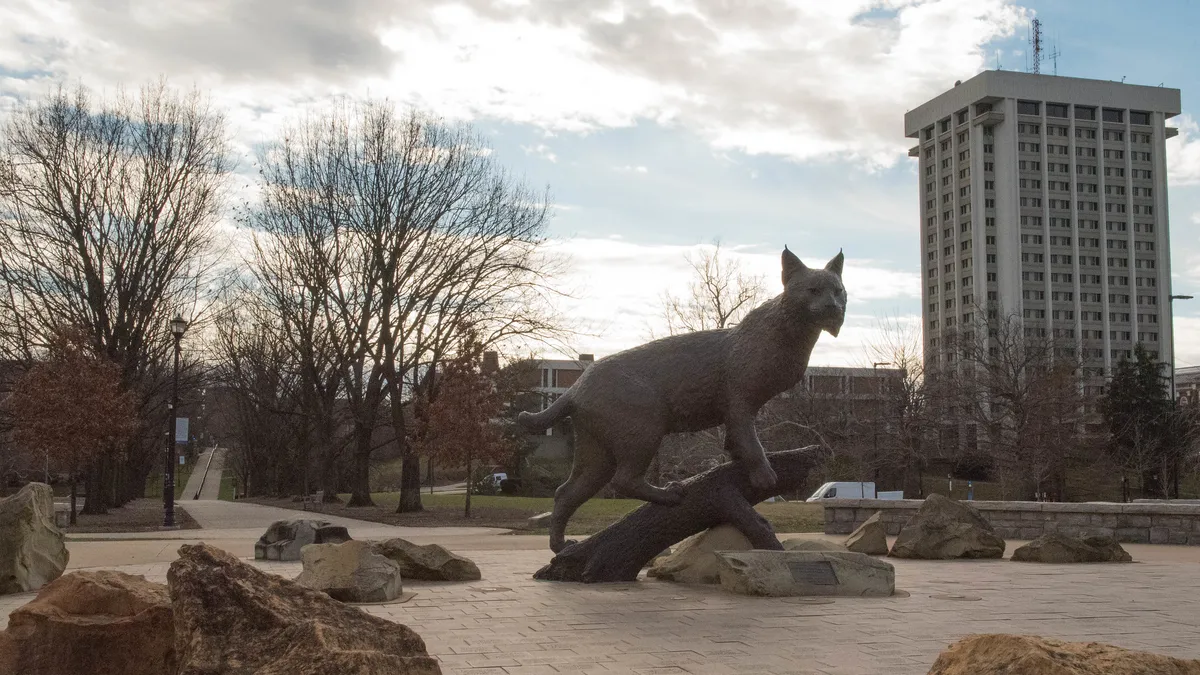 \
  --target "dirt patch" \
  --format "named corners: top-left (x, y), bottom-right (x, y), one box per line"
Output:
top-left (60, 498), bottom-right (201, 533)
